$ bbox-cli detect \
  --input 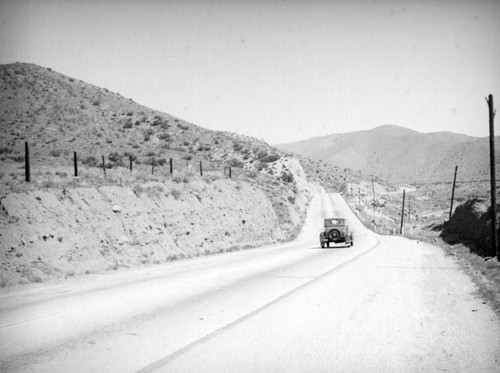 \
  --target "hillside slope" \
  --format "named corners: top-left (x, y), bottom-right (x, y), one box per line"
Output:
top-left (276, 124), bottom-right (500, 183)
top-left (0, 62), bottom-right (347, 193)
